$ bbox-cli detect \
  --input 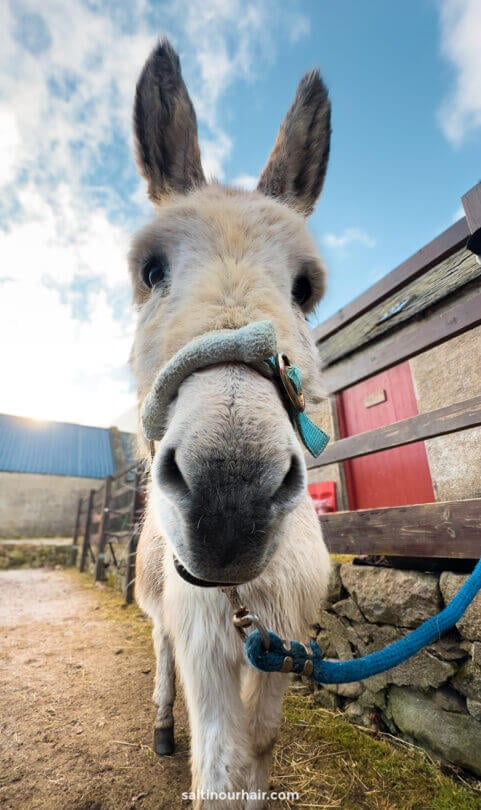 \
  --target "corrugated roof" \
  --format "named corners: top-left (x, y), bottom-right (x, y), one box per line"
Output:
top-left (0, 414), bottom-right (116, 478)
